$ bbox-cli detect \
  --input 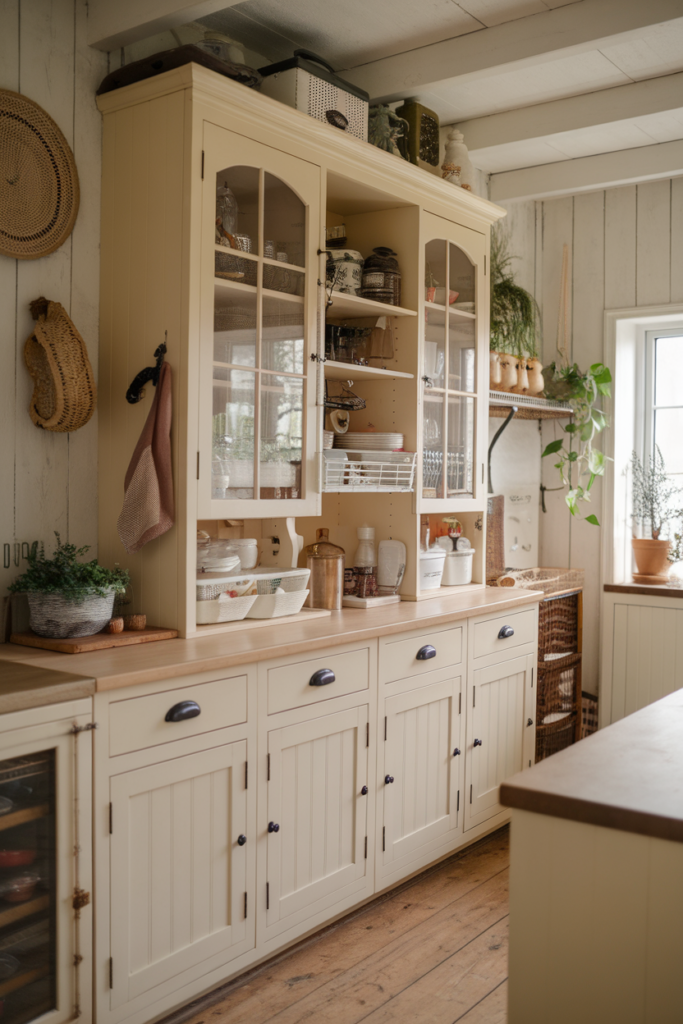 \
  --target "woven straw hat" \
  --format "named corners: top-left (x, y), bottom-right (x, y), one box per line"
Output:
top-left (25, 298), bottom-right (97, 432)
top-left (0, 89), bottom-right (80, 260)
